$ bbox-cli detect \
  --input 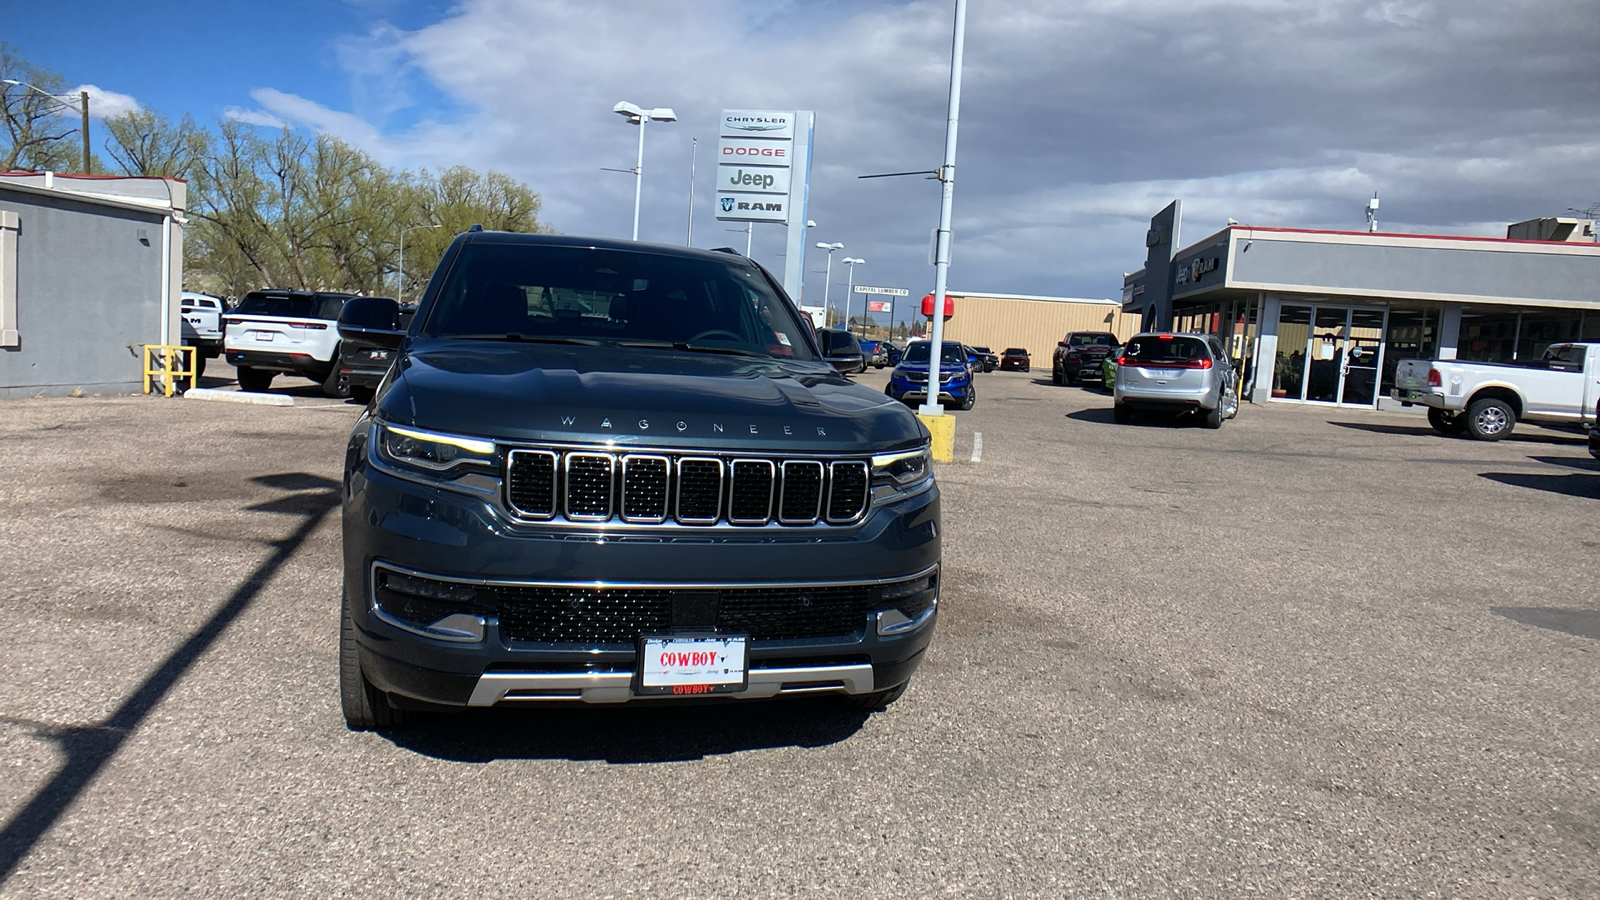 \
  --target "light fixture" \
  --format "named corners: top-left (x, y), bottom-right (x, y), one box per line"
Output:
top-left (612, 101), bottom-right (678, 241)
top-left (815, 242), bottom-right (844, 326)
